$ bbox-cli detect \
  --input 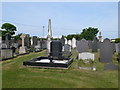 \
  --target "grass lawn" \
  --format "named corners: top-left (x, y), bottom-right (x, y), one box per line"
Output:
top-left (1, 49), bottom-right (118, 88)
